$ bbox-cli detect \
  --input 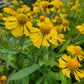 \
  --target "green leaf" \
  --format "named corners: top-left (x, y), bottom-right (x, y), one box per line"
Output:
top-left (7, 64), bottom-right (42, 83)
top-left (0, 49), bottom-right (18, 54)
top-left (67, 78), bottom-right (71, 84)
top-left (4, 54), bottom-right (15, 68)
top-left (35, 76), bottom-right (44, 84)
top-left (0, 41), bottom-right (10, 49)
